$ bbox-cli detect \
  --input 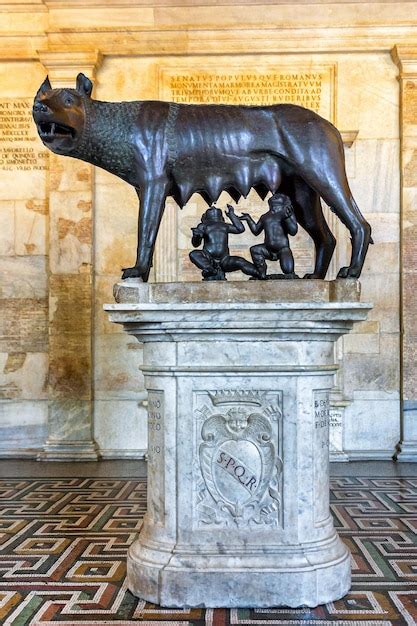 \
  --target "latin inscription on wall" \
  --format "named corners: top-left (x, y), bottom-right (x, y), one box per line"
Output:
top-left (0, 99), bottom-right (47, 172)
top-left (159, 66), bottom-right (335, 120)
